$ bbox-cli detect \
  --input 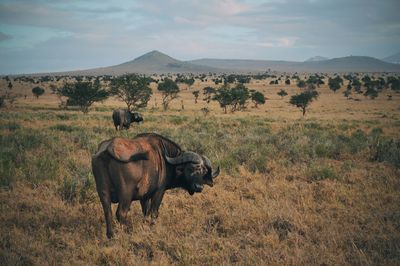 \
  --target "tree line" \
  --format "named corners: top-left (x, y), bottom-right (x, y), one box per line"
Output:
top-left (1, 73), bottom-right (399, 115)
